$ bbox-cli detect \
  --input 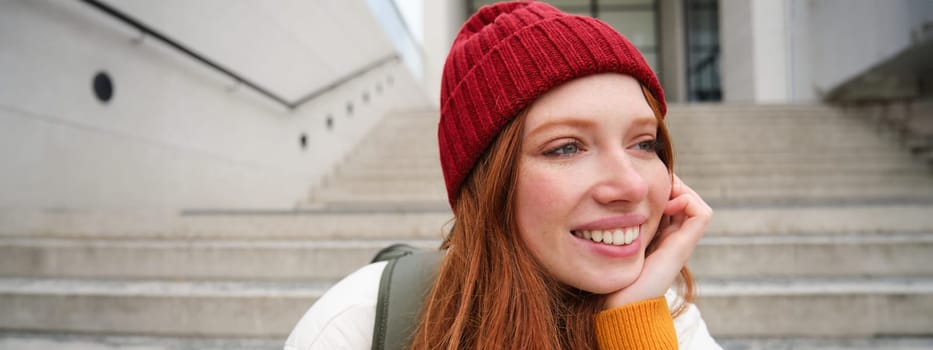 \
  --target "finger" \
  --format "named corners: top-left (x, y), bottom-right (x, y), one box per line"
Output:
top-left (655, 192), bottom-right (712, 258)
top-left (671, 174), bottom-right (703, 200)
top-left (670, 176), bottom-right (712, 215)
top-left (644, 214), bottom-right (703, 271)
top-left (664, 195), bottom-right (689, 216)
top-left (660, 201), bottom-right (709, 256)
